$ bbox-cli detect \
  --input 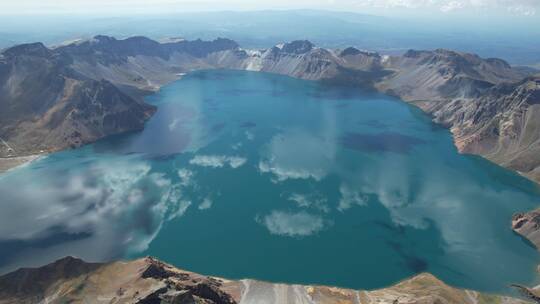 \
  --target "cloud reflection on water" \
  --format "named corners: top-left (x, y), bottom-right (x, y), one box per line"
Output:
top-left (0, 157), bottom-right (190, 273)
top-left (258, 128), bottom-right (336, 182)
top-left (256, 210), bottom-right (329, 237)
